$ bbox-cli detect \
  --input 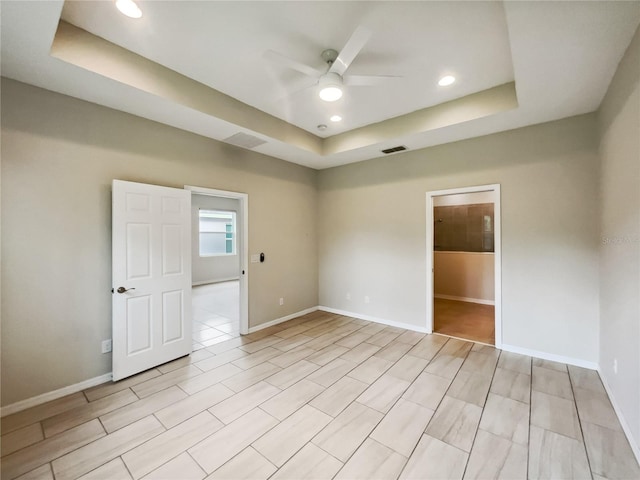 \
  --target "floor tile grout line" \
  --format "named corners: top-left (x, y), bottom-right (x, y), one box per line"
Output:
top-left (567, 365), bottom-right (597, 479)
top-left (459, 347), bottom-right (502, 479)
